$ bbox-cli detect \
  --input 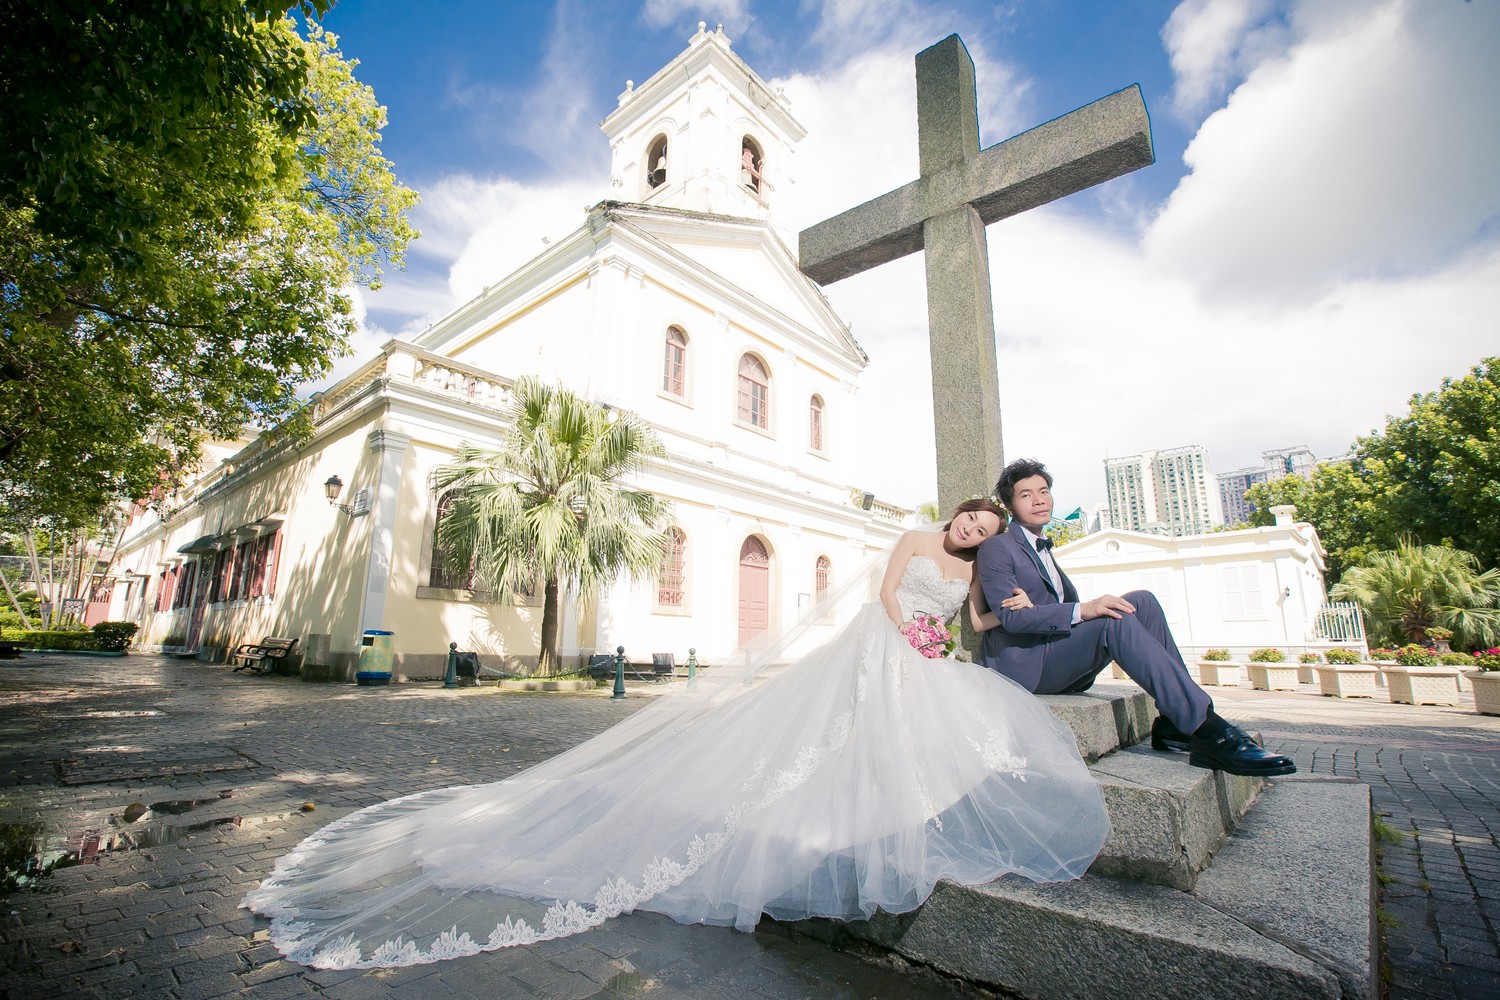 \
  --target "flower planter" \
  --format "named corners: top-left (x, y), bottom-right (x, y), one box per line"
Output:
top-left (1197, 661), bottom-right (1243, 687)
top-left (1315, 663), bottom-right (1379, 699)
top-left (1247, 663), bottom-right (1300, 691)
top-left (1297, 665), bottom-right (1318, 684)
top-left (1466, 671), bottom-right (1500, 716)
top-left (1383, 665), bottom-right (1461, 706)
